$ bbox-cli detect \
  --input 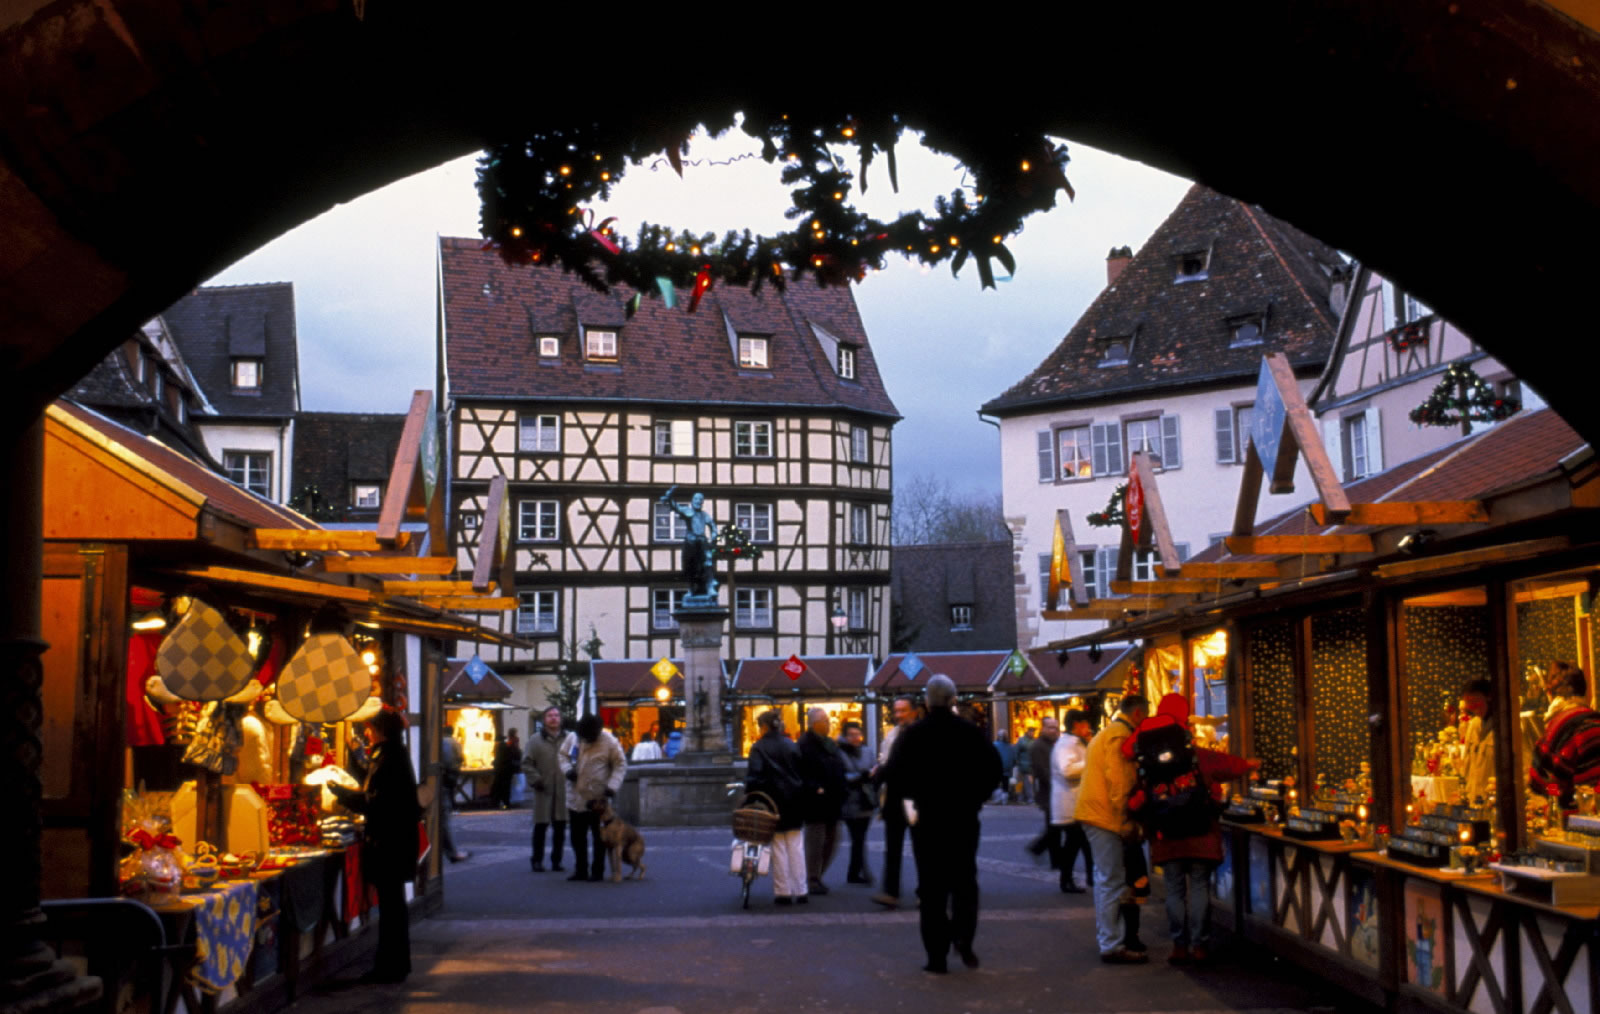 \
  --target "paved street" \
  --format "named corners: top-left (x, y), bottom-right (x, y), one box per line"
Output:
top-left (298, 805), bottom-right (1361, 1014)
